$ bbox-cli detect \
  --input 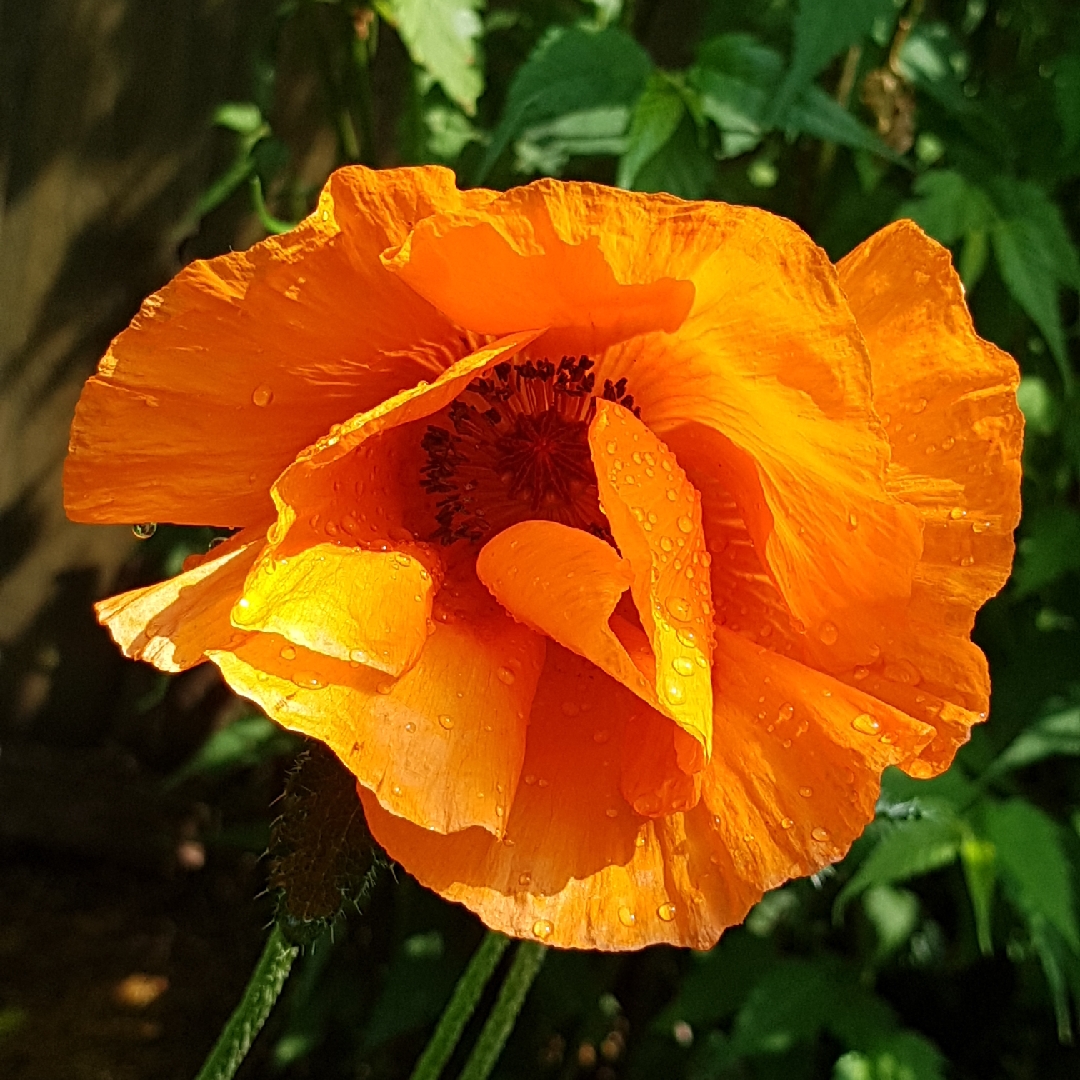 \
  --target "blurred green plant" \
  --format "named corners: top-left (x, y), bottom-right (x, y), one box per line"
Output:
top-left (164, 0), bottom-right (1080, 1077)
